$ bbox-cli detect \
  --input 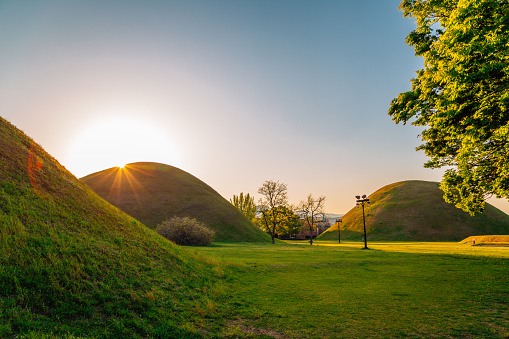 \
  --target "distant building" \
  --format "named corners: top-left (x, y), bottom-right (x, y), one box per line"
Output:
top-left (295, 219), bottom-right (331, 239)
